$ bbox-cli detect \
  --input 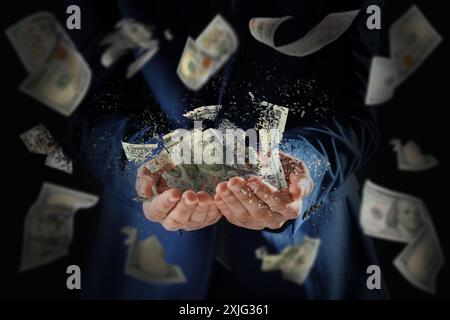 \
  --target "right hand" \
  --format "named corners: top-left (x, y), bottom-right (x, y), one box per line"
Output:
top-left (135, 164), bottom-right (222, 231)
